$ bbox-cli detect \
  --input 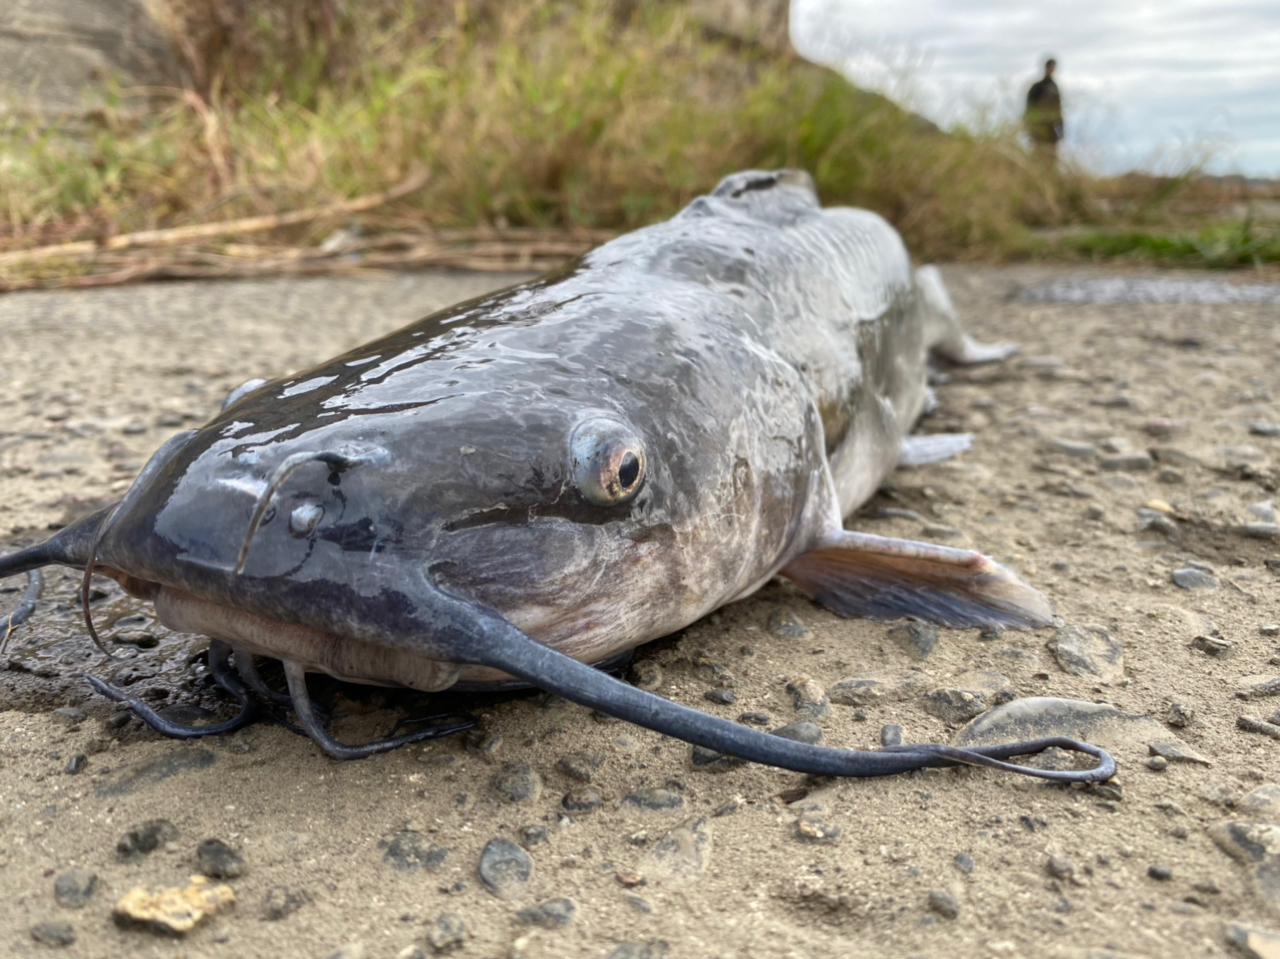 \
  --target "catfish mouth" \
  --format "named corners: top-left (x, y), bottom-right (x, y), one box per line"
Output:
top-left (99, 570), bottom-right (513, 691)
